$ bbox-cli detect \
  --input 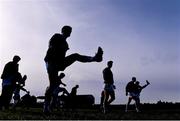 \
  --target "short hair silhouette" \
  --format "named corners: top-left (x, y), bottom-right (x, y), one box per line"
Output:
top-left (132, 77), bottom-right (136, 81)
top-left (13, 55), bottom-right (21, 62)
top-left (61, 25), bottom-right (72, 34)
top-left (107, 60), bottom-right (113, 65)
top-left (75, 85), bottom-right (79, 88)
